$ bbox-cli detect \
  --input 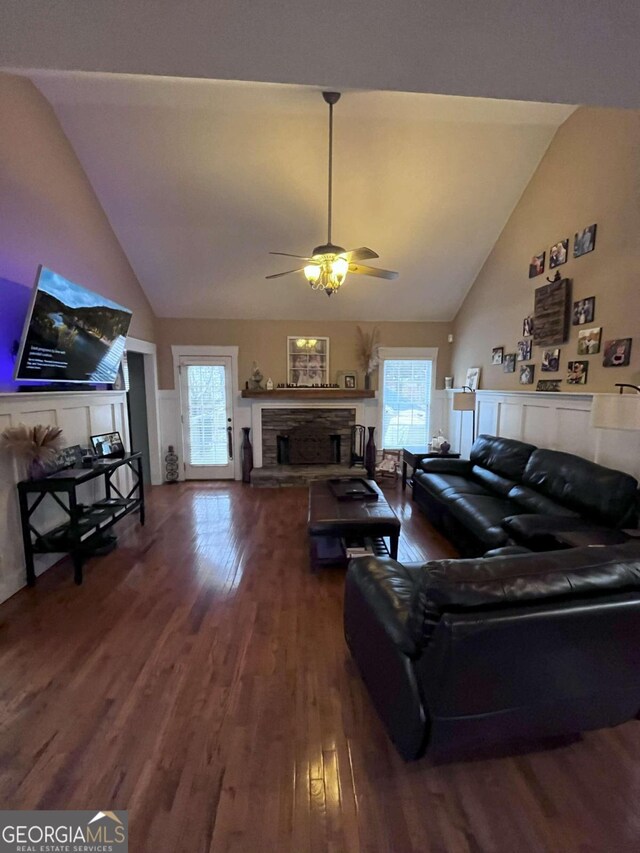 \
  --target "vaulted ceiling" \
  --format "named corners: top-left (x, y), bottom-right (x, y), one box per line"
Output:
top-left (27, 72), bottom-right (573, 321)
